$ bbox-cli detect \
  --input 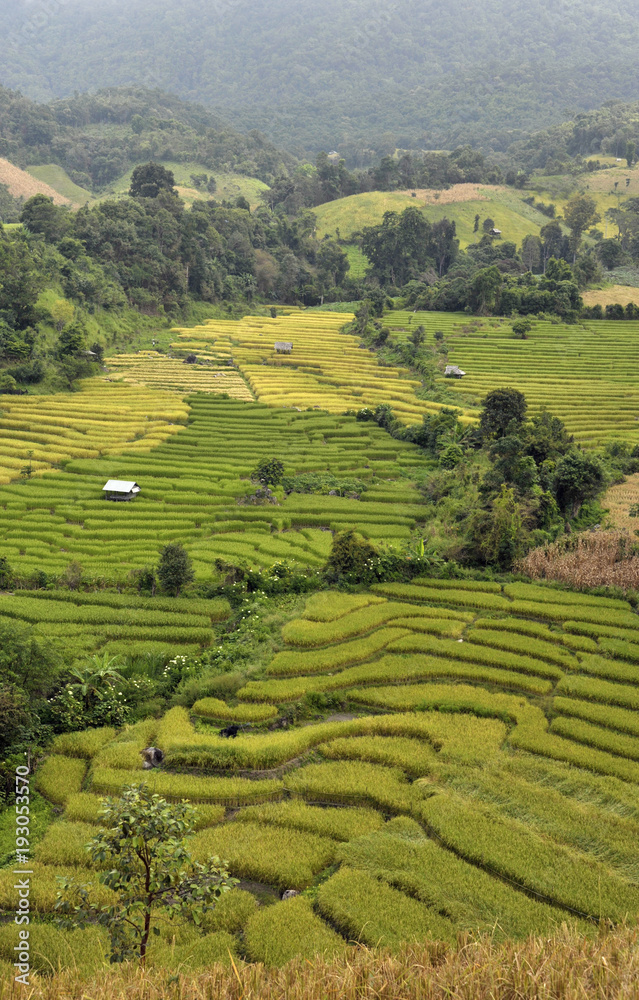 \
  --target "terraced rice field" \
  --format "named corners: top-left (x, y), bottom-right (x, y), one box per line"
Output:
top-left (171, 311), bottom-right (477, 424)
top-left (0, 589), bottom-right (231, 663)
top-left (0, 380), bottom-right (188, 483)
top-left (386, 310), bottom-right (639, 447)
top-left (0, 396), bottom-right (431, 581)
top-left (15, 577), bottom-right (639, 972)
top-left (106, 351), bottom-right (253, 399)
